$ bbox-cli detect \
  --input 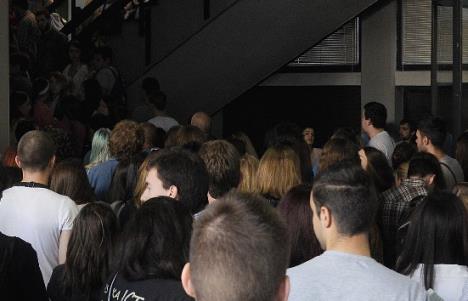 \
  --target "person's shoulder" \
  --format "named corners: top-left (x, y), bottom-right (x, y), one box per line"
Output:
top-left (287, 254), bottom-right (325, 277)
